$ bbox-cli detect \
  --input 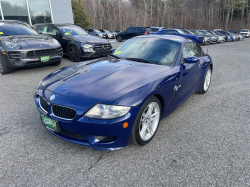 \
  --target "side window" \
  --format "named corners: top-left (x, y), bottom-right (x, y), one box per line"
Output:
top-left (163, 30), bottom-right (172, 34)
top-left (36, 25), bottom-right (48, 33)
top-left (174, 31), bottom-right (179, 35)
top-left (193, 44), bottom-right (203, 57)
top-left (126, 27), bottom-right (135, 33)
top-left (182, 43), bottom-right (196, 60)
top-left (46, 25), bottom-right (59, 35)
top-left (137, 27), bottom-right (145, 32)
